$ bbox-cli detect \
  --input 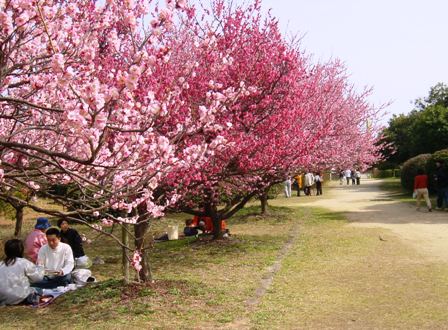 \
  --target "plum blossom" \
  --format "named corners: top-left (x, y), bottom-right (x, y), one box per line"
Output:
top-left (14, 11), bottom-right (29, 27)
top-left (51, 53), bottom-right (65, 73)
top-left (101, 218), bottom-right (114, 226)
top-left (92, 224), bottom-right (102, 231)
top-left (27, 181), bottom-right (40, 190)
top-left (131, 251), bottom-right (142, 272)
